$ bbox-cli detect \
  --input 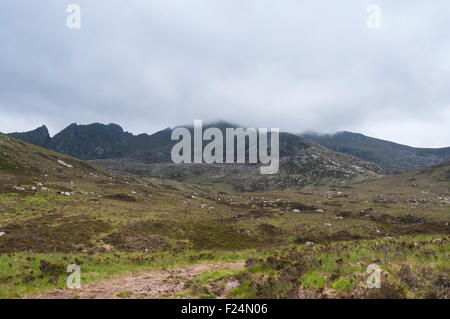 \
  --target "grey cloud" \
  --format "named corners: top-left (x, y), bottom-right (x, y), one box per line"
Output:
top-left (0, 0), bottom-right (449, 147)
